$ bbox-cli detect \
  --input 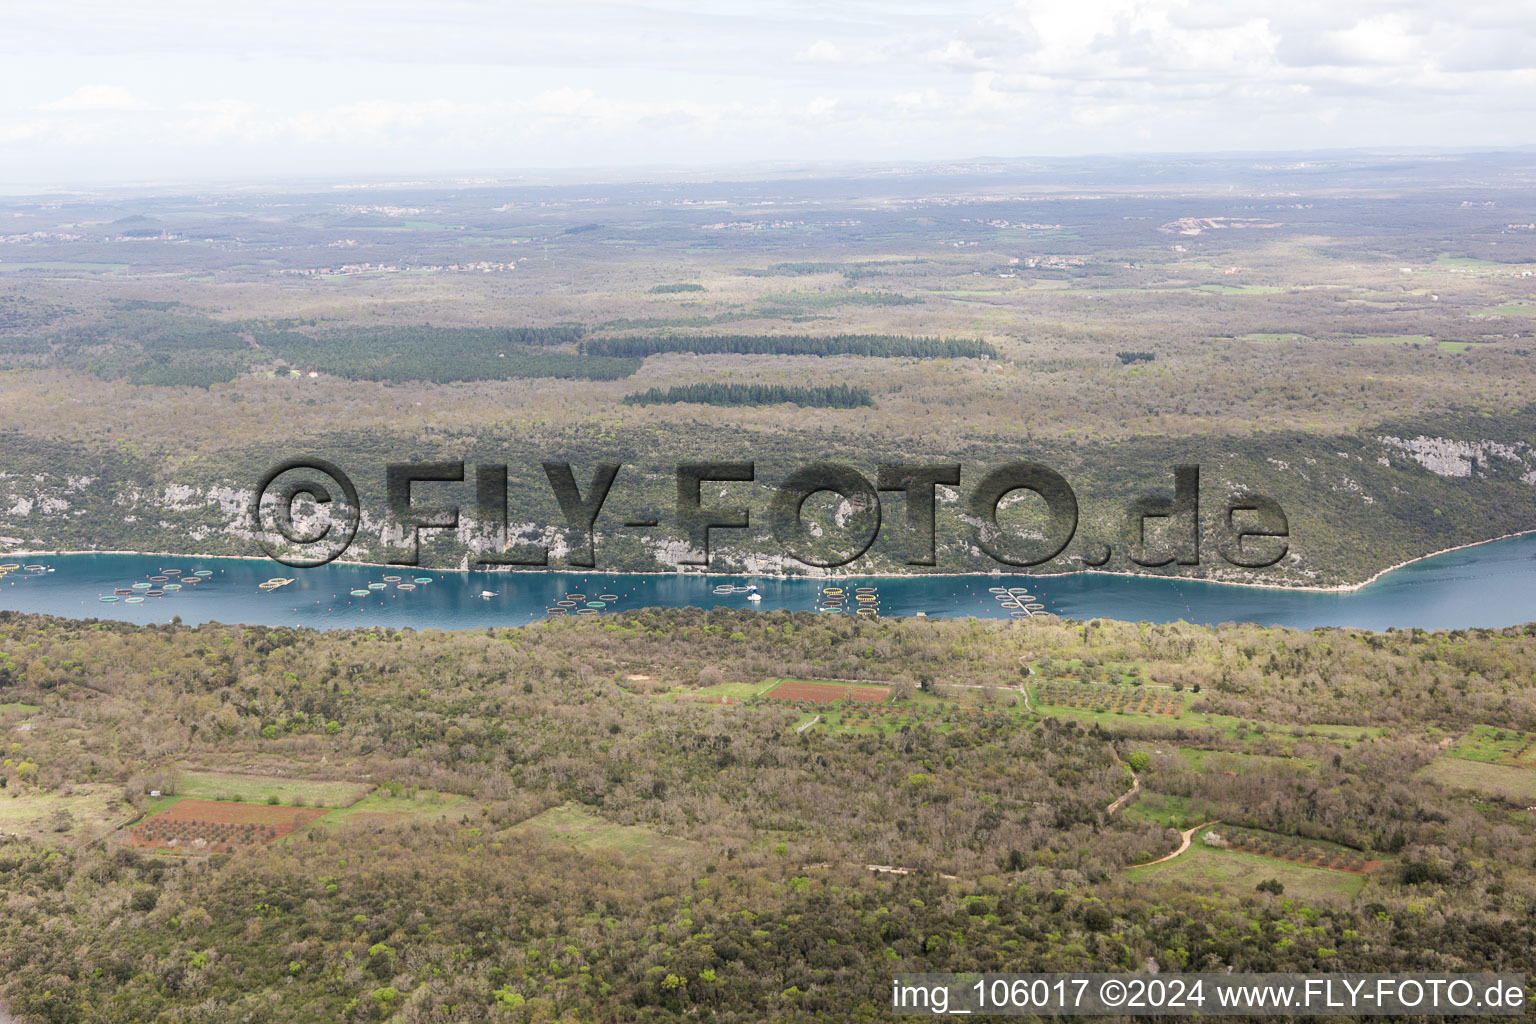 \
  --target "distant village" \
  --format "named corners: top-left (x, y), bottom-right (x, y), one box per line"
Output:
top-left (279, 258), bottom-right (524, 277)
